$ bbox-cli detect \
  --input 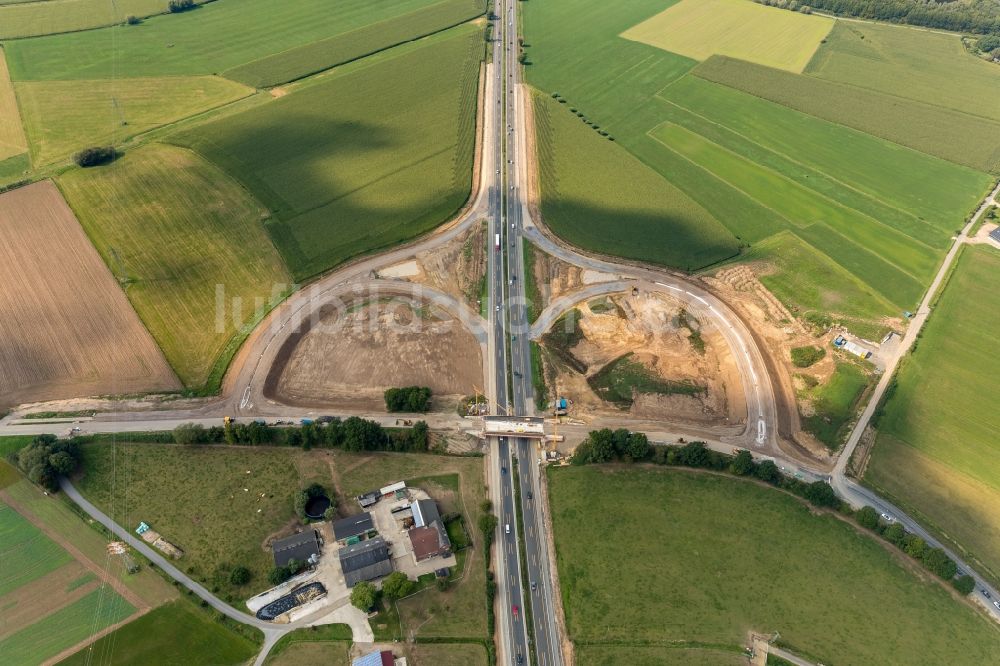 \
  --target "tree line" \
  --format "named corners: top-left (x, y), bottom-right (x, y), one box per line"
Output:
top-left (572, 428), bottom-right (972, 596)
top-left (8, 434), bottom-right (82, 492)
top-left (754, 0), bottom-right (1000, 36)
top-left (384, 386), bottom-right (432, 412)
top-left (172, 416), bottom-right (431, 453)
